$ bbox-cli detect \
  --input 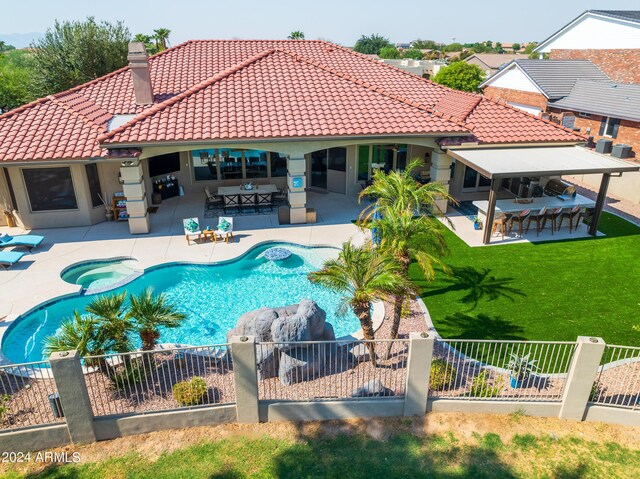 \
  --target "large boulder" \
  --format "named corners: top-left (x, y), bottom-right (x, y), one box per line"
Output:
top-left (278, 346), bottom-right (323, 385)
top-left (227, 299), bottom-right (334, 385)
